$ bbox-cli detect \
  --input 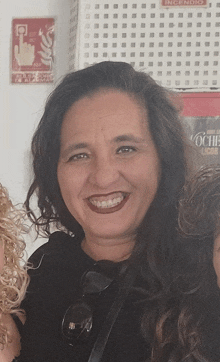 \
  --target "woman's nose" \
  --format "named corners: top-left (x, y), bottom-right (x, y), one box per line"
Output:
top-left (89, 156), bottom-right (120, 189)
